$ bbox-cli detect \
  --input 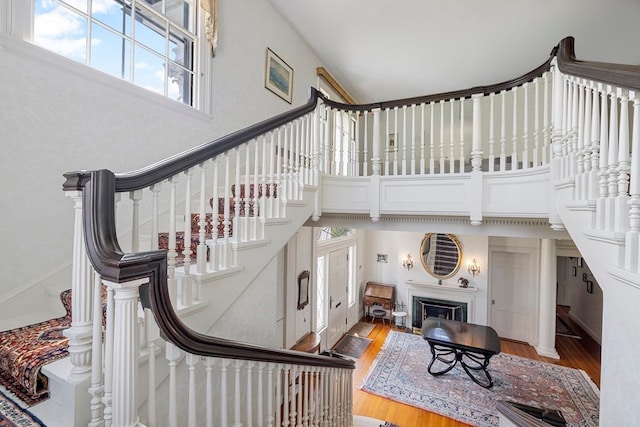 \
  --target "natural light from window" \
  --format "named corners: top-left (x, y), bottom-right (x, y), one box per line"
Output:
top-left (33, 0), bottom-right (197, 105)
